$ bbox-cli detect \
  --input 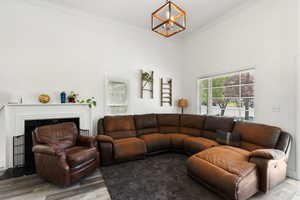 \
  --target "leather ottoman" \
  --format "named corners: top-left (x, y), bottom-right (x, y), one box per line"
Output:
top-left (186, 146), bottom-right (259, 200)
